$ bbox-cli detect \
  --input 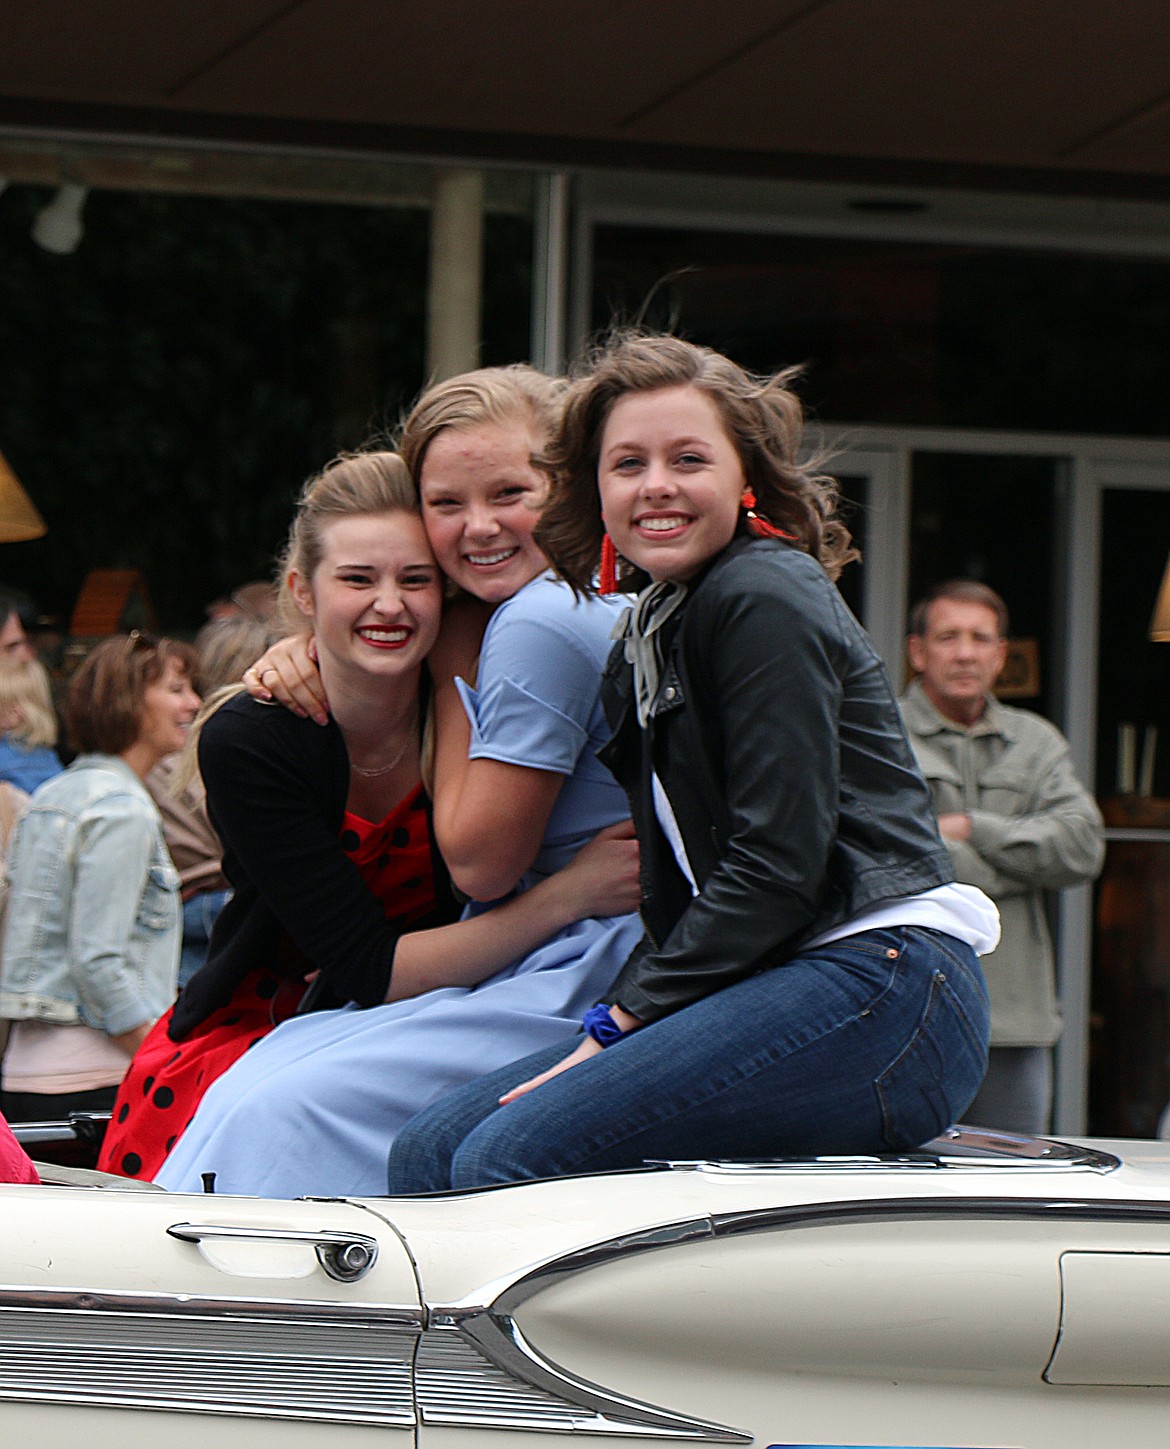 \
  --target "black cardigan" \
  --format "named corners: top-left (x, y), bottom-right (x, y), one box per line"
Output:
top-left (169, 693), bottom-right (456, 1039)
